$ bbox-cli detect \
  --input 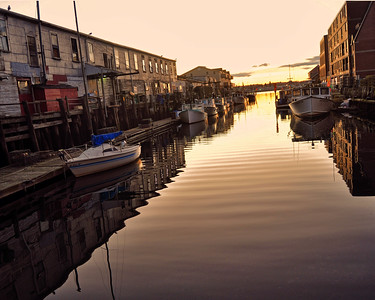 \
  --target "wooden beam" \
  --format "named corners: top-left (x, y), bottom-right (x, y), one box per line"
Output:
top-left (33, 120), bottom-right (64, 130)
top-left (5, 134), bottom-right (30, 142)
